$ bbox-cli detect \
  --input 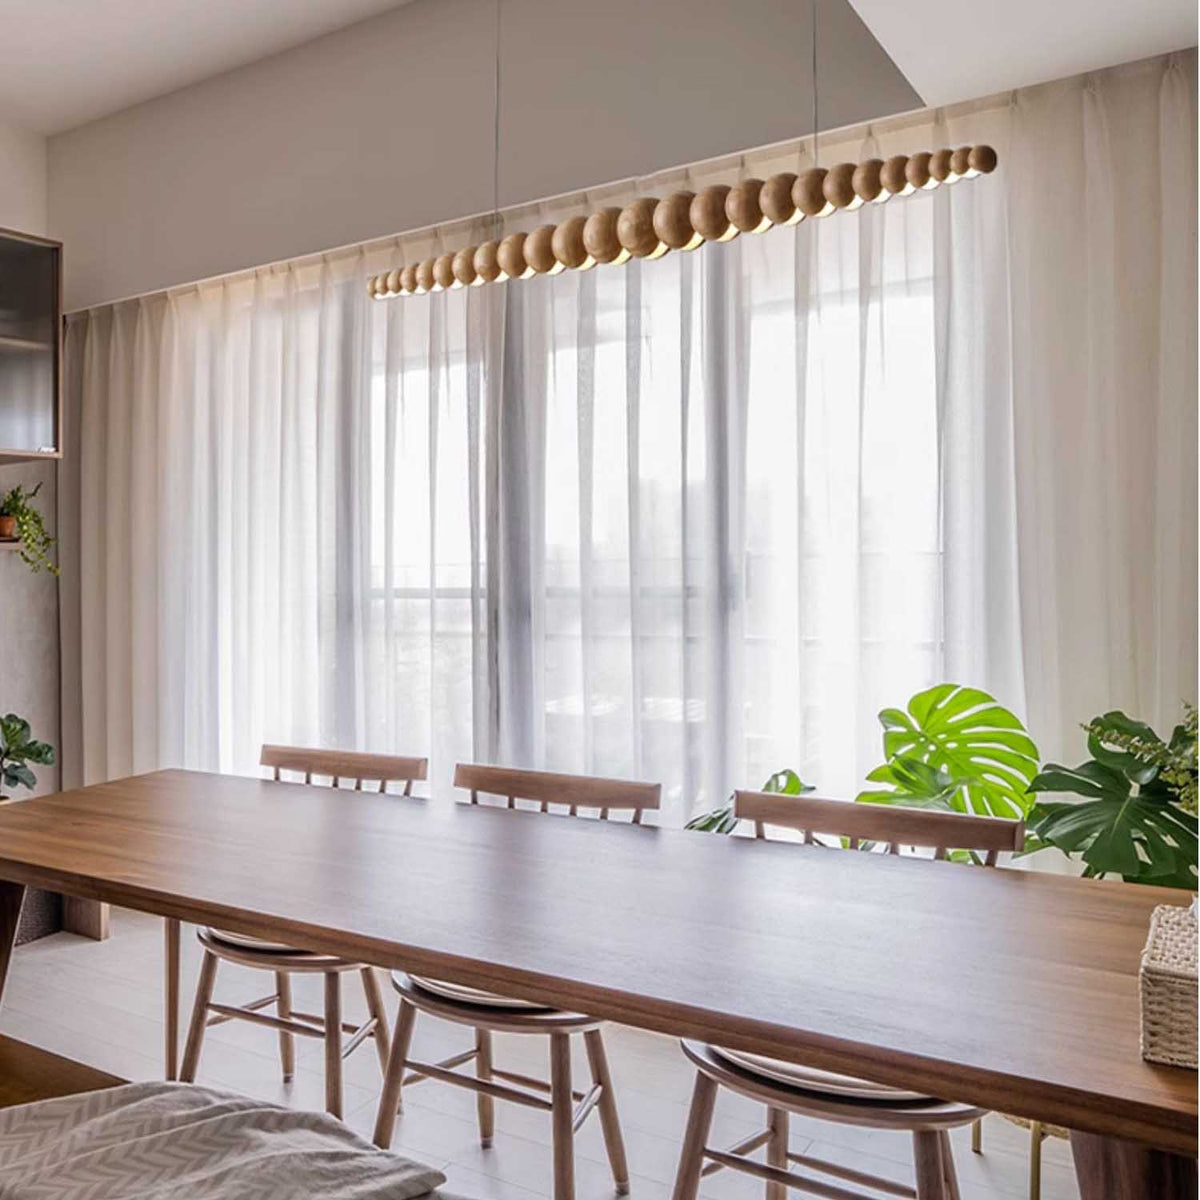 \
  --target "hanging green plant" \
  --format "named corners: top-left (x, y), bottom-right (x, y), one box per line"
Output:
top-left (856, 683), bottom-right (1039, 819)
top-left (0, 482), bottom-right (58, 575)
